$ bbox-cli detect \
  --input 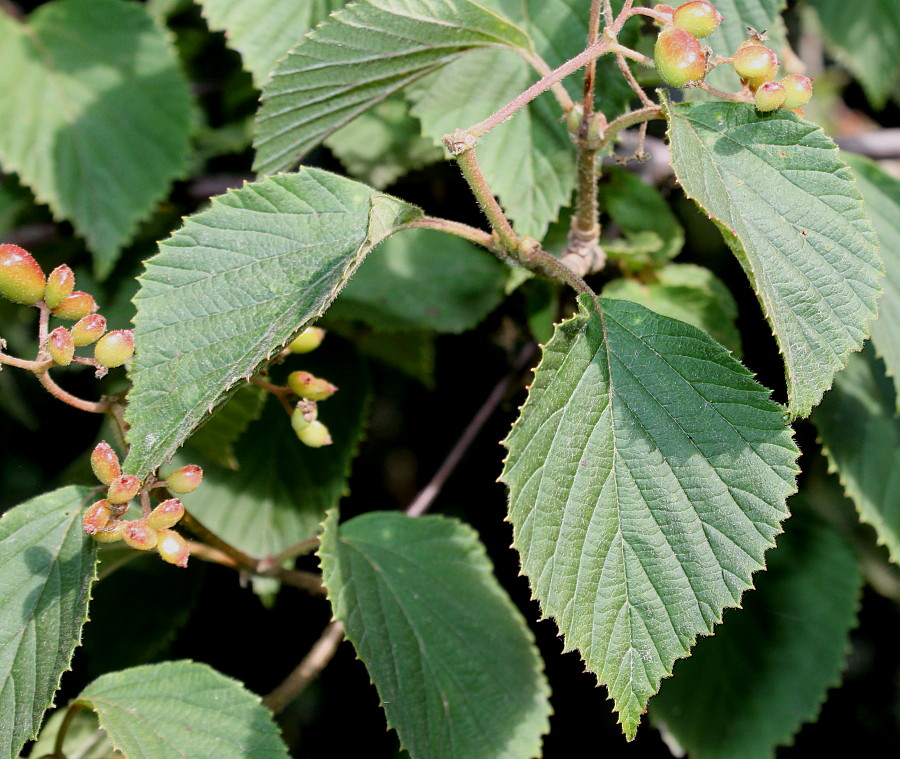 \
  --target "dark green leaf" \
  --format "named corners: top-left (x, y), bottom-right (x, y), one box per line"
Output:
top-left (186, 384), bottom-right (267, 470)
